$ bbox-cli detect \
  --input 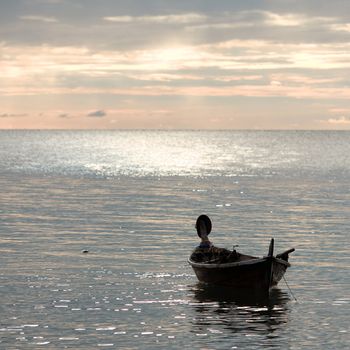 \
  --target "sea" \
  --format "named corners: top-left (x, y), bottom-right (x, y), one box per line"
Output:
top-left (0, 130), bottom-right (349, 349)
